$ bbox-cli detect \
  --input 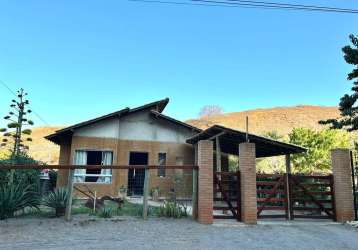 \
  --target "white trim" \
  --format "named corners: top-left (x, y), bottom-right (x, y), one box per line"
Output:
top-left (73, 149), bottom-right (114, 184)
top-left (74, 174), bottom-right (112, 177)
